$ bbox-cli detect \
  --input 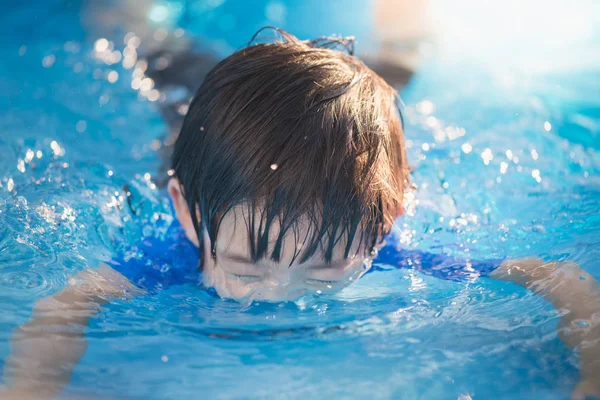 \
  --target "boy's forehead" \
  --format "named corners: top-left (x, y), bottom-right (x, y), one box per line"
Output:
top-left (214, 204), bottom-right (360, 263)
